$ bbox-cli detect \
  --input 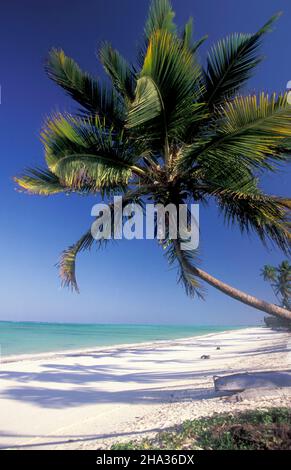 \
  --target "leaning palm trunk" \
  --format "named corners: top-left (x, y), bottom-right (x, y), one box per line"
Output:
top-left (174, 241), bottom-right (291, 321)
